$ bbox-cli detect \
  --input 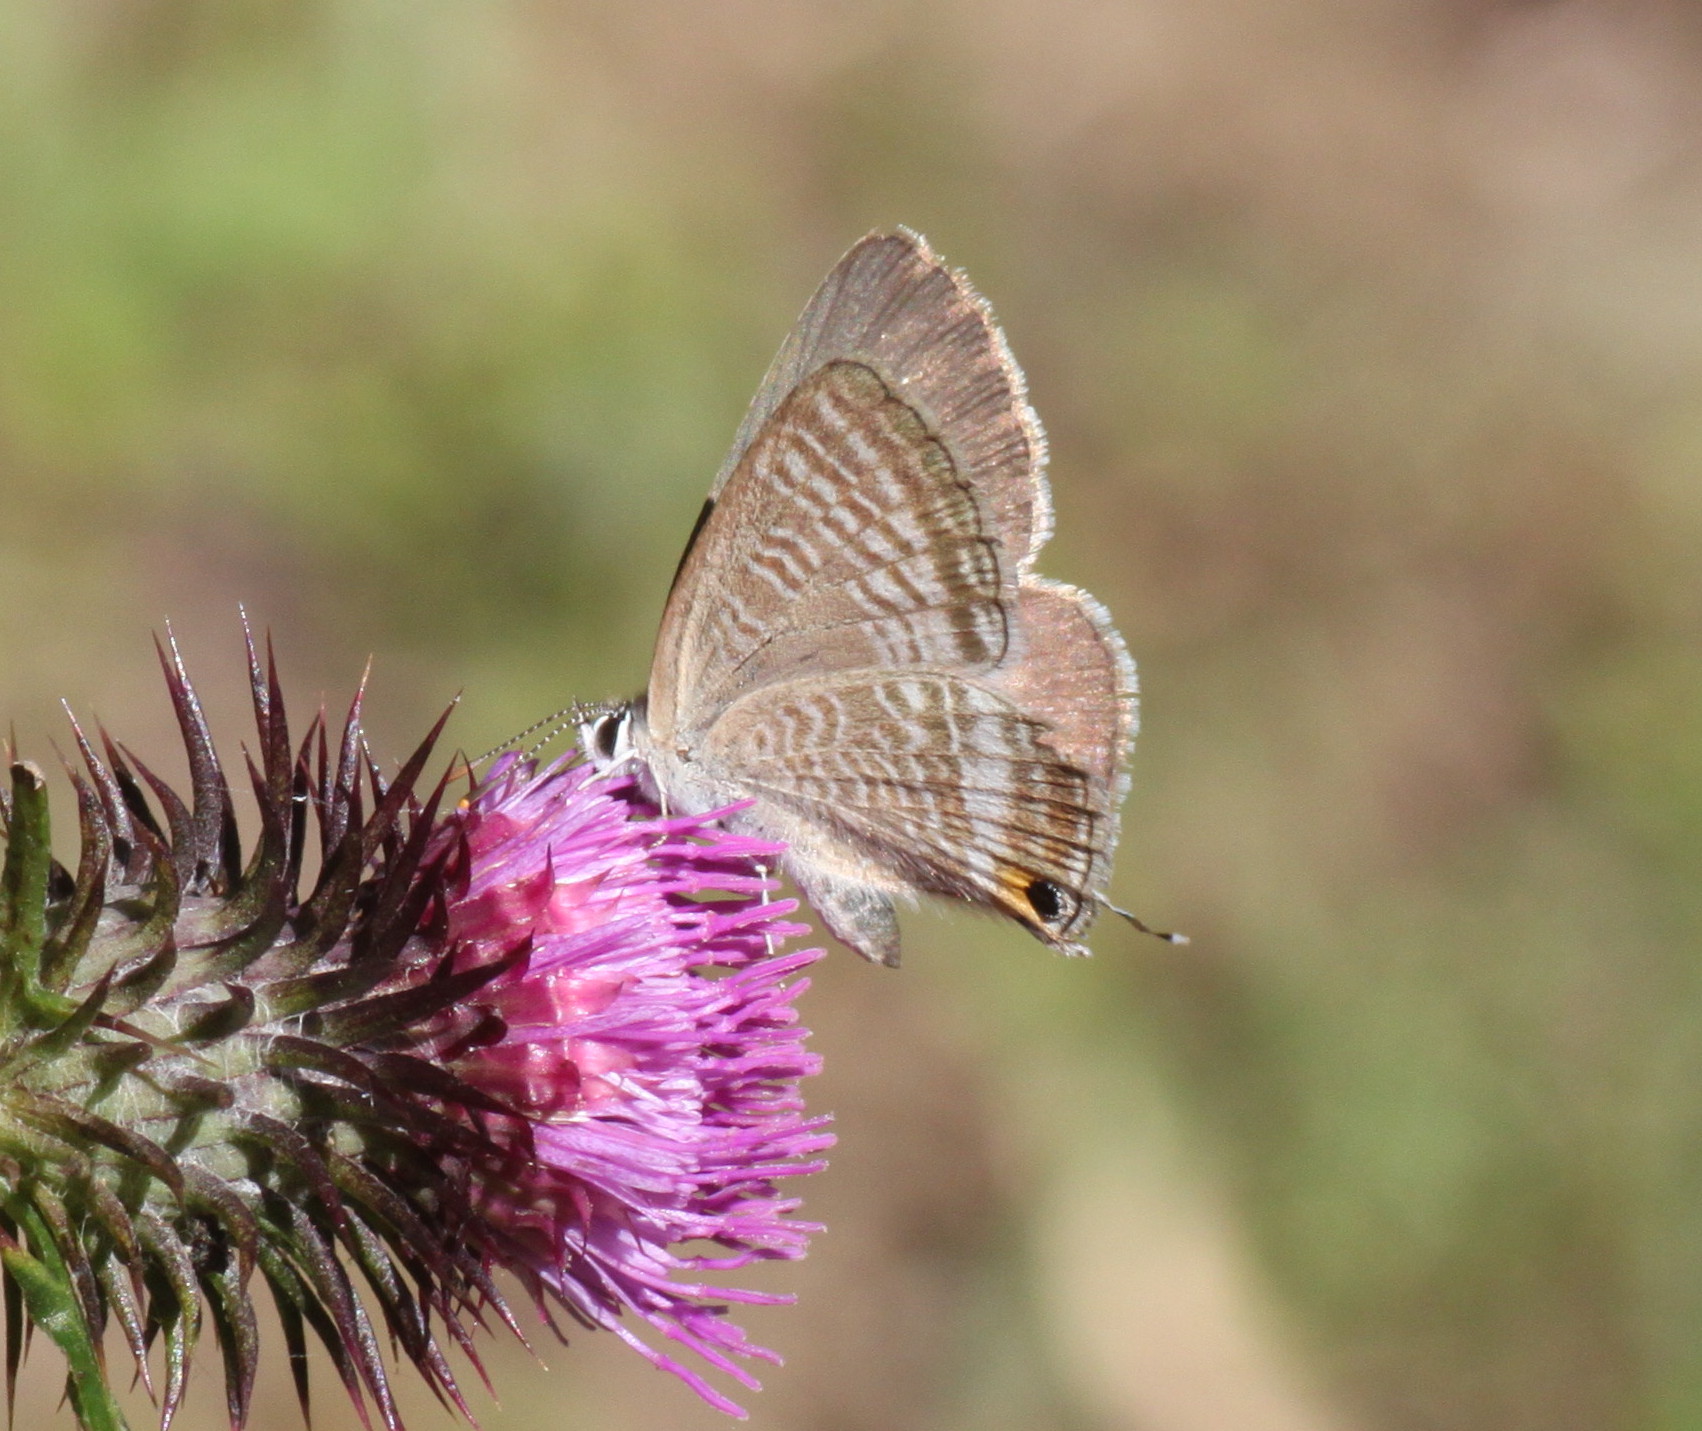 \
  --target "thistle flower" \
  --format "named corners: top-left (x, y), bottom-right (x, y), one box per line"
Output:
top-left (0, 632), bottom-right (829, 1431)
top-left (444, 753), bottom-right (832, 1416)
